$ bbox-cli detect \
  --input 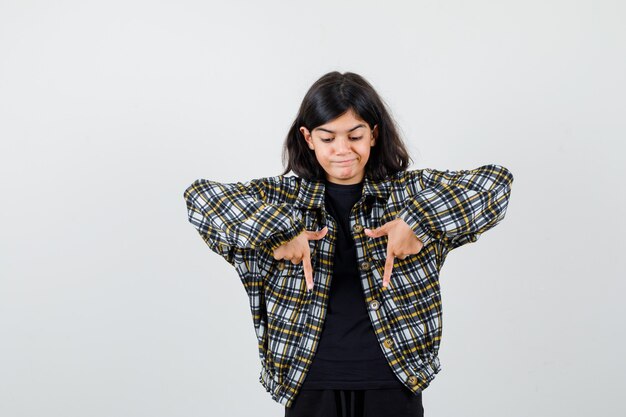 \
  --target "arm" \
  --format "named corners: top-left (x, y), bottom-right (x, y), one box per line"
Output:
top-left (394, 164), bottom-right (514, 250)
top-left (183, 177), bottom-right (306, 265)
